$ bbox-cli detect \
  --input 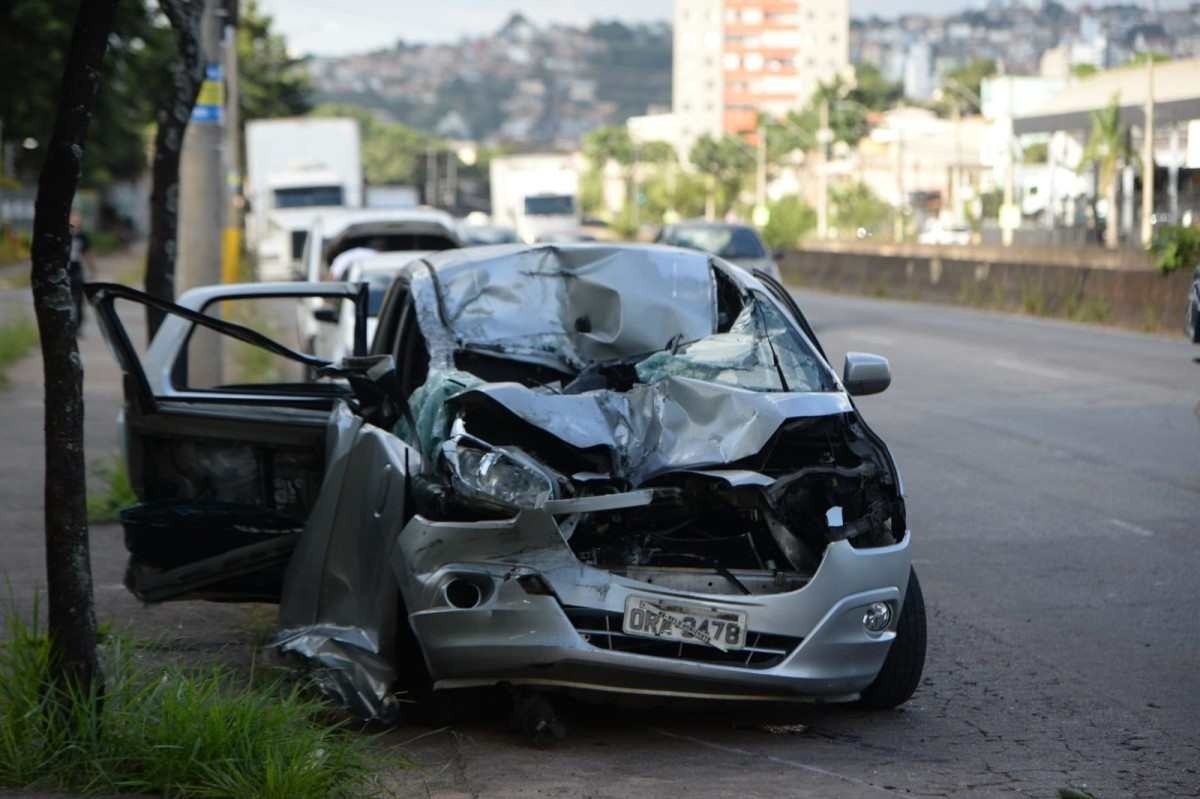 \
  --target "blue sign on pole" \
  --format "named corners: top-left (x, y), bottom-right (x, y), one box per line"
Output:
top-left (192, 63), bottom-right (224, 123)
